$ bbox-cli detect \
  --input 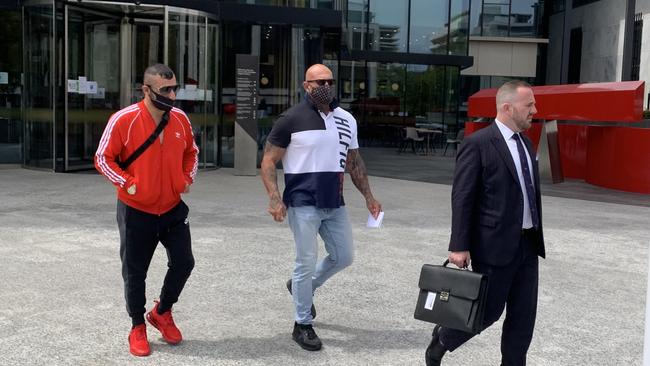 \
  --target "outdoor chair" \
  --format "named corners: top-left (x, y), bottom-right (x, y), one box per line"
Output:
top-left (443, 128), bottom-right (464, 156)
top-left (399, 127), bottom-right (424, 154)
